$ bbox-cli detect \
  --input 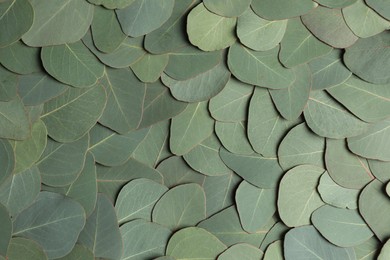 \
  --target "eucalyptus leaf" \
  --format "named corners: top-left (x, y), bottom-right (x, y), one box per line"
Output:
top-left (131, 53), bottom-right (169, 83)
top-left (218, 243), bottom-right (264, 260)
top-left (0, 41), bottom-right (41, 75)
top-left (263, 241), bottom-right (283, 260)
top-left (203, 0), bottom-right (251, 17)
top-left (366, 0), bottom-right (390, 20)
top-left (6, 237), bottom-right (47, 260)
top-left (0, 203), bottom-right (11, 256)
top-left (0, 65), bottom-right (17, 102)
top-left (0, 97), bottom-right (31, 140)
top-left (215, 121), bottom-right (254, 155)
top-left (251, 0), bottom-right (316, 20)
top-left (0, 138), bottom-right (14, 185)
